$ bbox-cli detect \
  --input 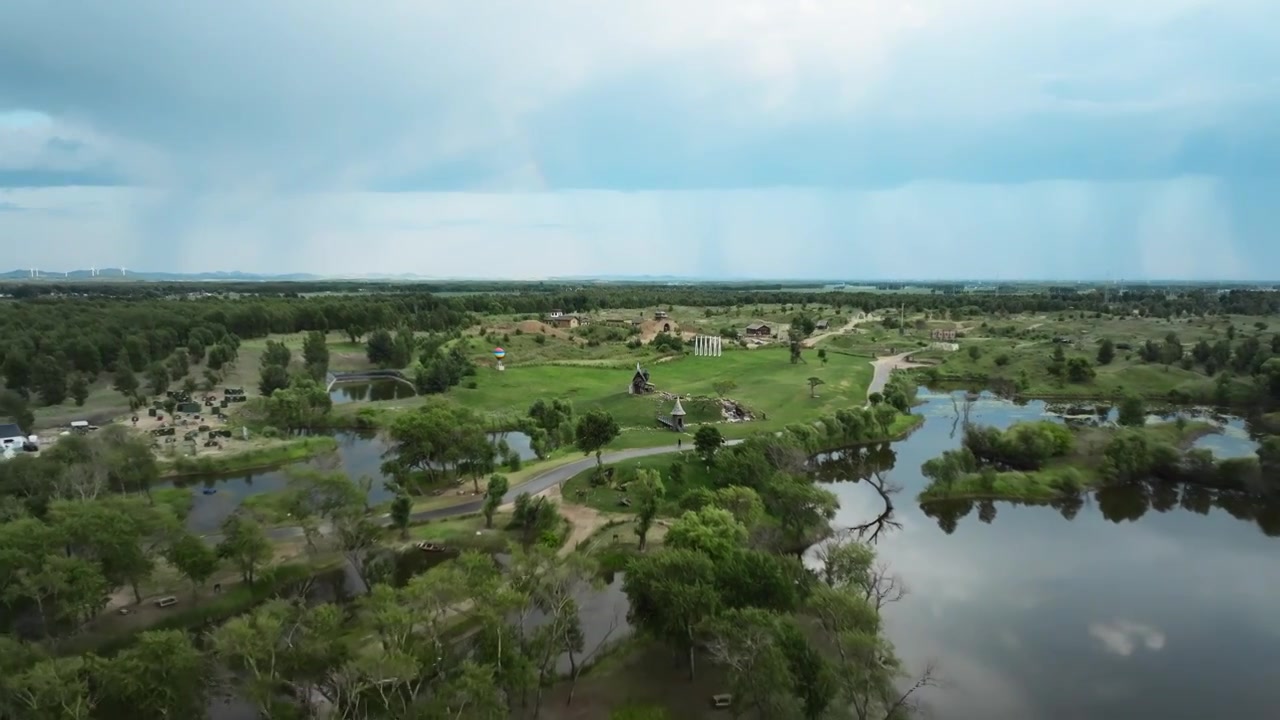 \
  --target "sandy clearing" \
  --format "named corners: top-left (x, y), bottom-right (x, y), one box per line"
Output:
top-left (803, 314), bottom-right (879, 348)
